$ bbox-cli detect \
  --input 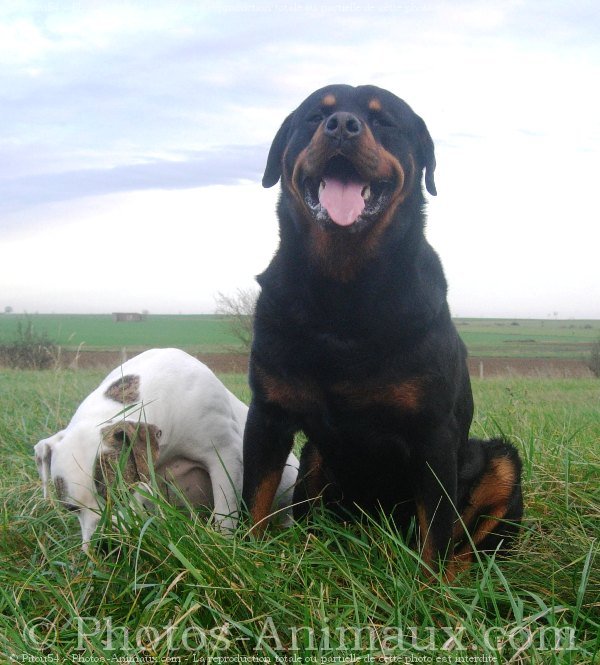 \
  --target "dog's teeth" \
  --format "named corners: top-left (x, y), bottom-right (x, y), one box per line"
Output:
top-left (362, 185), bottom-right (371, 201)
